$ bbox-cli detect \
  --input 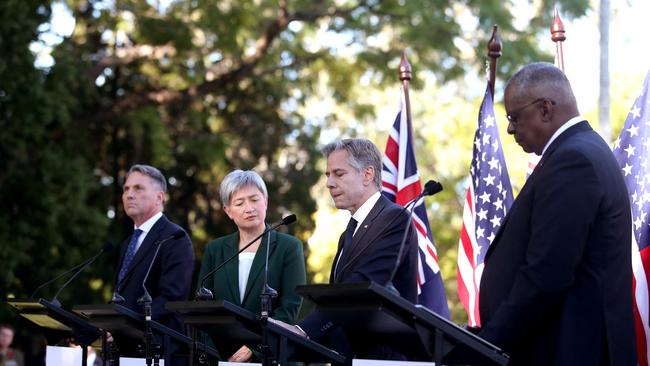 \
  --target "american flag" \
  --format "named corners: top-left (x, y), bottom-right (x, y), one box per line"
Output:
top-left (457, 84), bottom-right (514, 326)
top-left (381, 90), bottom-right (450, 318)
top-left (612, 70), bottom-right (650, 366)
